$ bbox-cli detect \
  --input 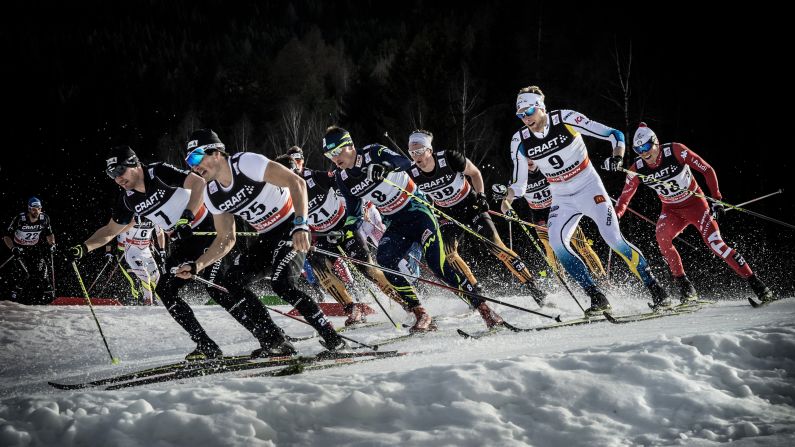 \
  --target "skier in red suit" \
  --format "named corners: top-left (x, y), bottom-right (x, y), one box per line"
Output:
top-left (614, 123), bottom-right (774, 304)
